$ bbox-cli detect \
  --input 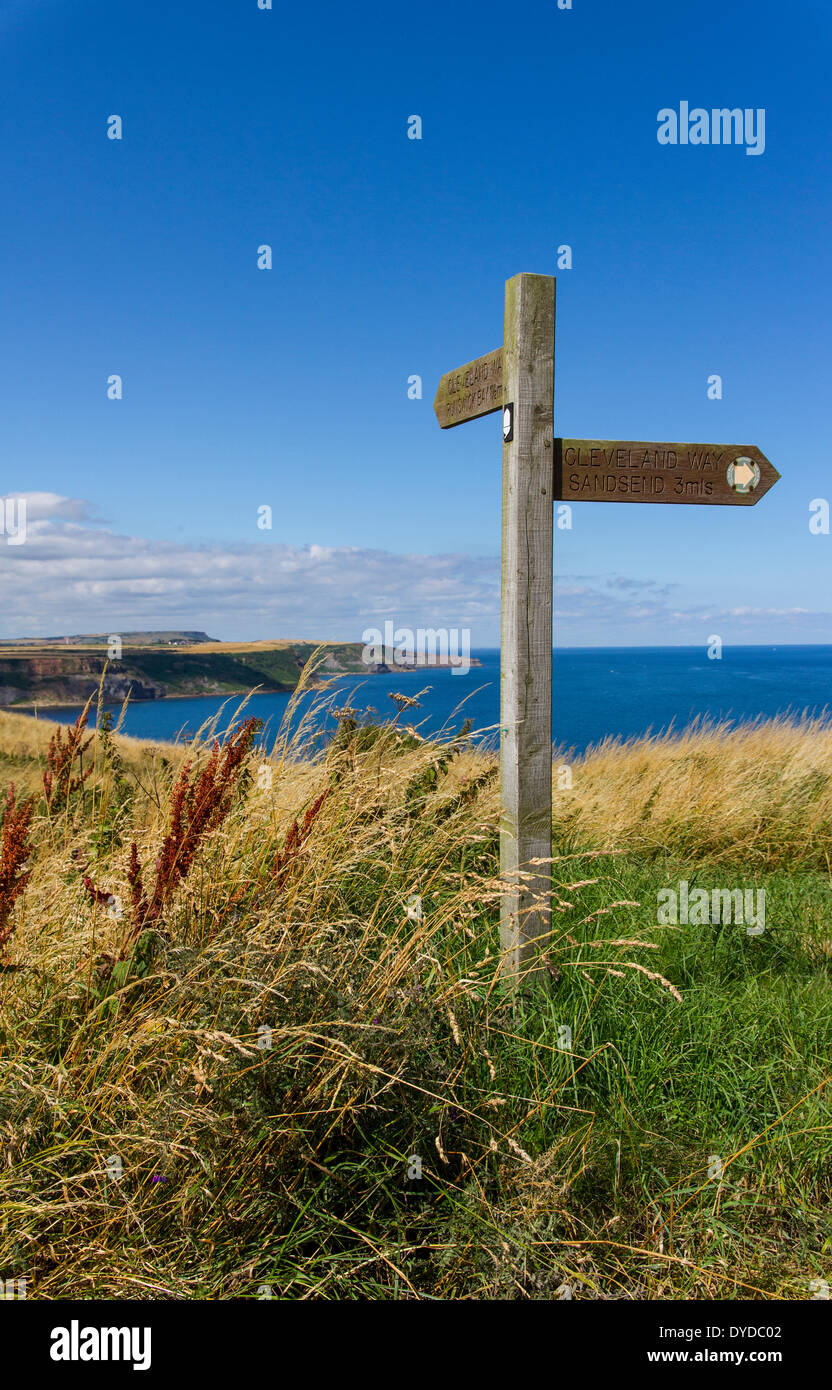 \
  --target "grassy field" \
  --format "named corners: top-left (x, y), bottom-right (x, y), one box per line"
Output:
top-left (0, 682), bottom-right (830, 1300)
